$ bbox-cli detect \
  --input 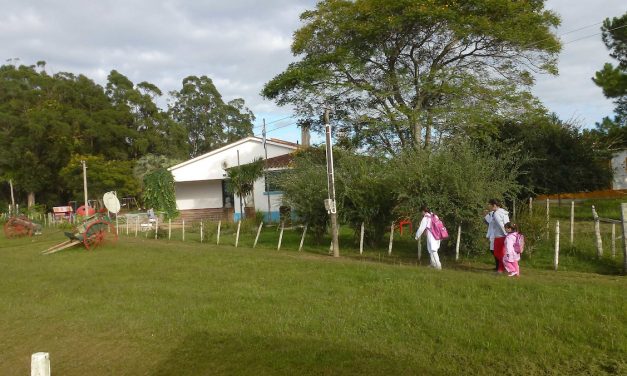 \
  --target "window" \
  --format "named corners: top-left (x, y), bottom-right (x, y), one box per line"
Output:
top-left (266, 170), bottom-right (286, 192)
